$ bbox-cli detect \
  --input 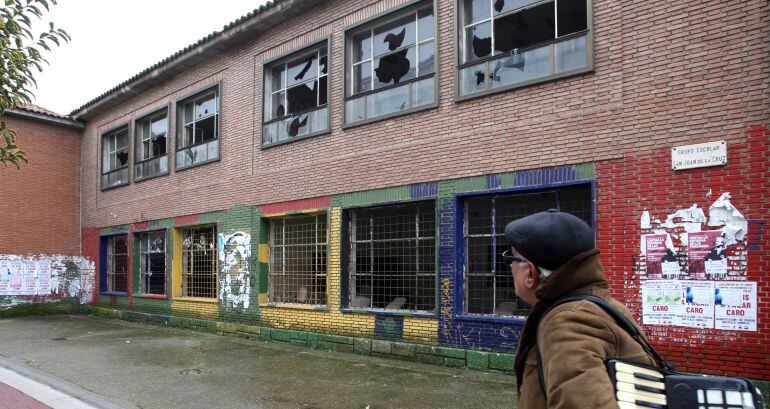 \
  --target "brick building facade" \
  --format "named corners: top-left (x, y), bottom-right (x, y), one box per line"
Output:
top-left (5, 0), bottom-right (769, 381)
